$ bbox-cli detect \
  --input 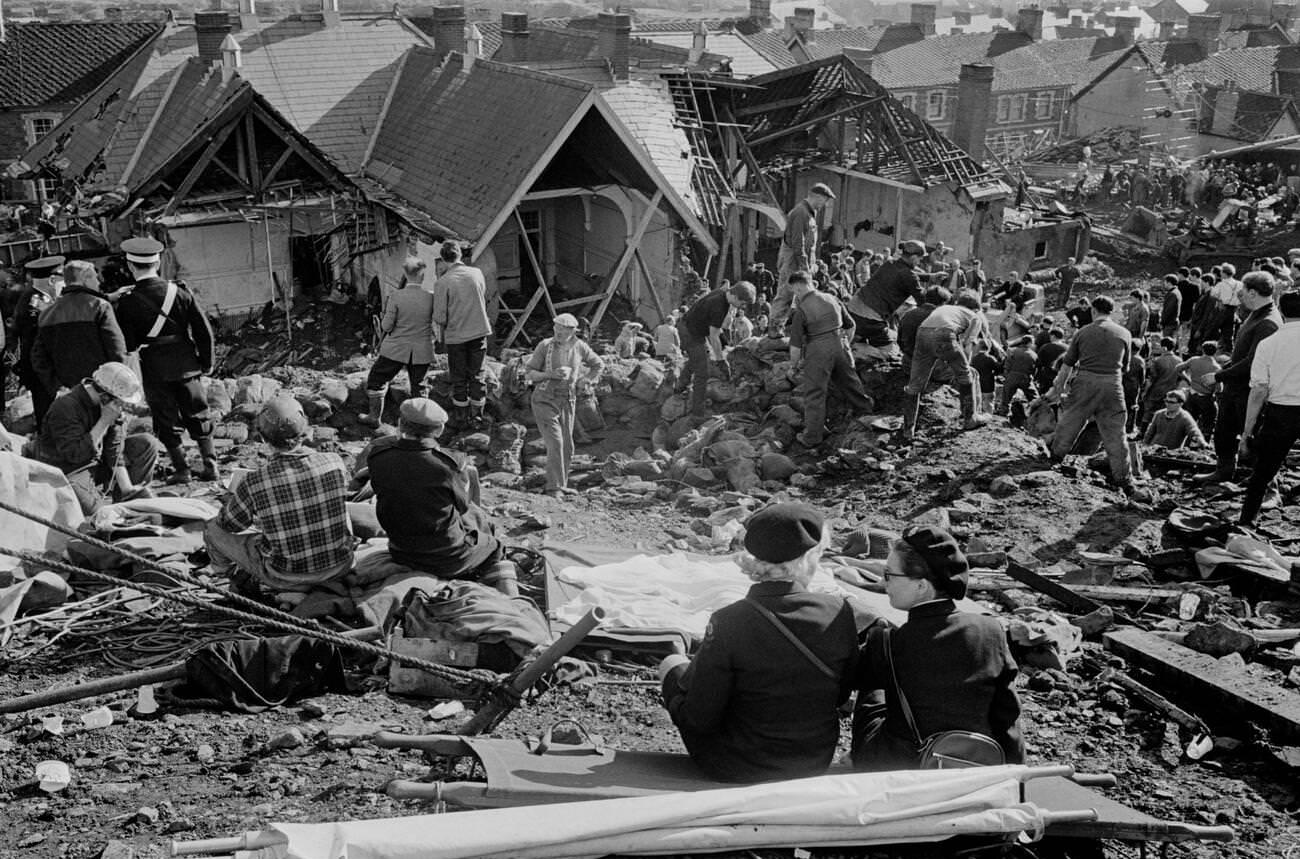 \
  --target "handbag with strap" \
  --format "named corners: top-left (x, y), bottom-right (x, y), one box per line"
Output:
top-left (743, 597), bottom-right (836, 680)
top-left (881, 627), bottom-right (1005, 770)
